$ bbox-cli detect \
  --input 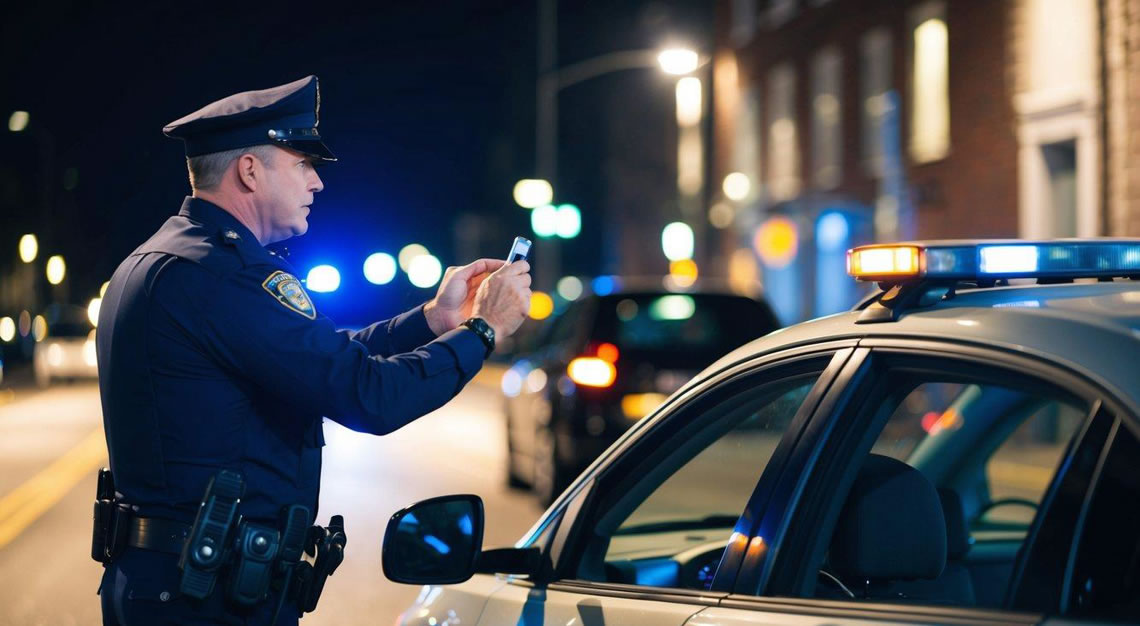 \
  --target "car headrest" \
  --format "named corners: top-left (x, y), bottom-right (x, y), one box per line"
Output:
top-left (937, 487), bottom-right (971, 559)
top-left (830, 454), bottom-right (947, 581)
